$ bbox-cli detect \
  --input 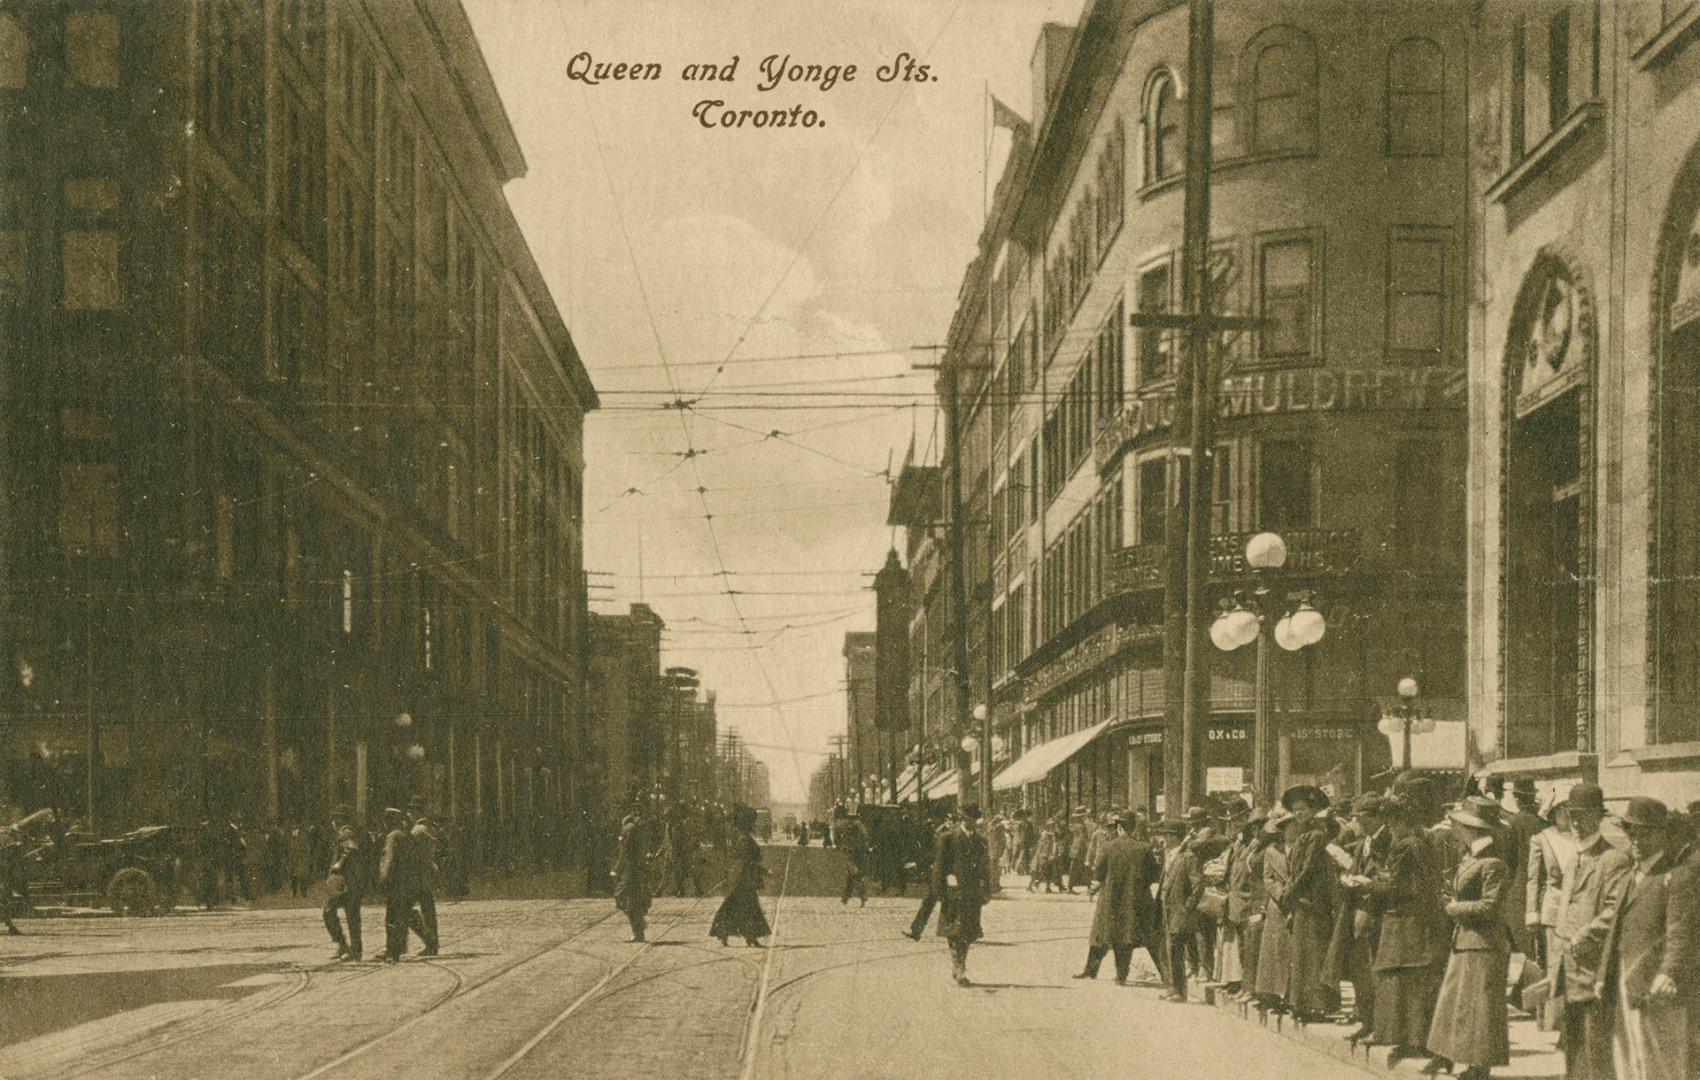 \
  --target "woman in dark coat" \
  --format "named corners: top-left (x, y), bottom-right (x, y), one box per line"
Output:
top-left (1279, 785), bottom-right (1339, 1021)
top-left (1254, 812), bottom-right (1295, 1008)
top-left (711, 805), bottom-right (771, 947)
top-left (1426, 808), bottom-right (1511, 1080)
top-left (1363, 797), bottom-right (1449, 1063)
